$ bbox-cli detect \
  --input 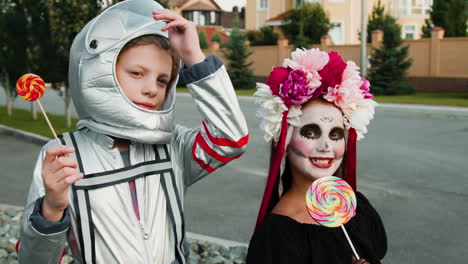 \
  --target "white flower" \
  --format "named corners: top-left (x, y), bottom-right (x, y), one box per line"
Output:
top-left (348, 99), bottom-right (378, 140)
top-left (287, 105), bottom-right (302, 127)
top-left (254, 82), bottom-right (274, 105)
top-left (254, 83), bottom-right (289, 142)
